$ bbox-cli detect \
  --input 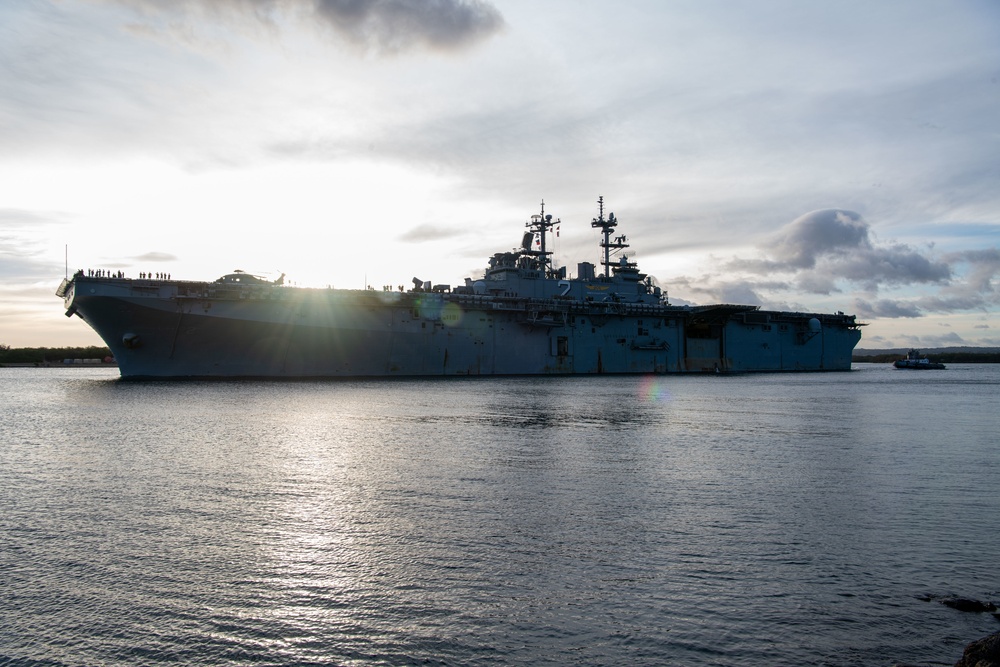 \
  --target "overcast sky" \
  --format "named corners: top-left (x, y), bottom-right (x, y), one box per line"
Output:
top-left (2, 0), bottom-right (999, 348)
